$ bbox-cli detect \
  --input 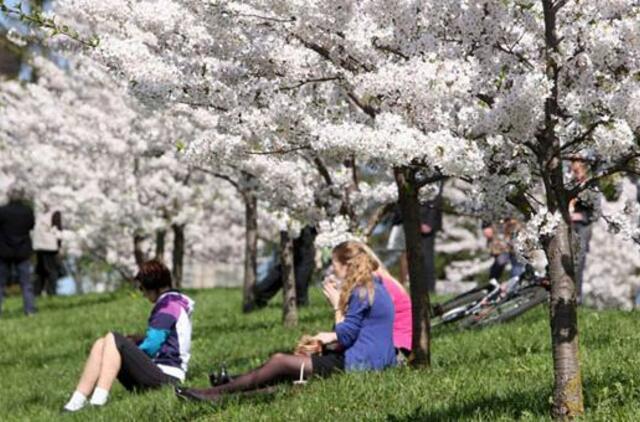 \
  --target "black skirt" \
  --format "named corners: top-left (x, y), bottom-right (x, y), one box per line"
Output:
top-left (112, 332), bottom-right (179, 391)
top-left (311, 351), bottom-right (345, 377)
